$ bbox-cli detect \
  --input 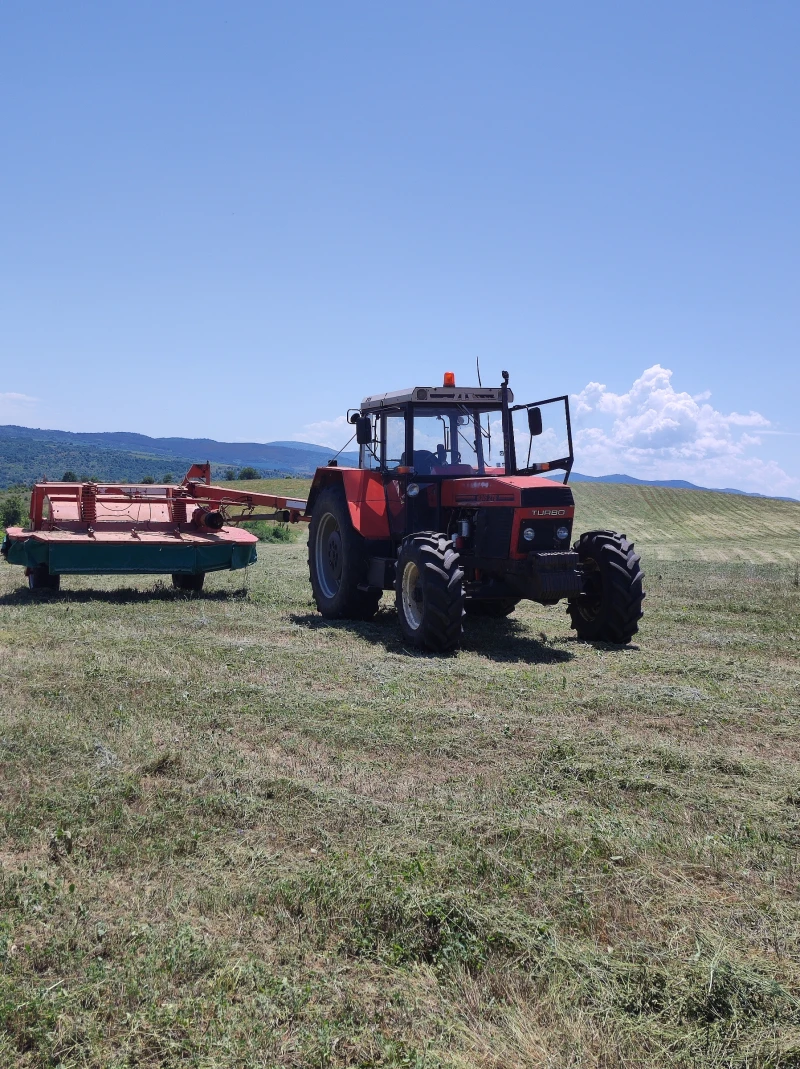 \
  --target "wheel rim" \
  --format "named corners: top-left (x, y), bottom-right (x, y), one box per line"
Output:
top-left (401, 560), bottom-right (424, 630)
top-left (315, 512), bottom-right (343, 599)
